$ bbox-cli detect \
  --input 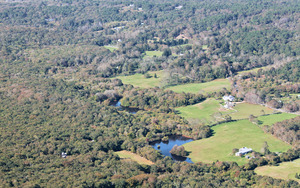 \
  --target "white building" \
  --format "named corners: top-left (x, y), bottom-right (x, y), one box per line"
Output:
top-left (223, 95), bottom-right (235, 102)
top-left (235, 147), bottom-right (252, 156)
